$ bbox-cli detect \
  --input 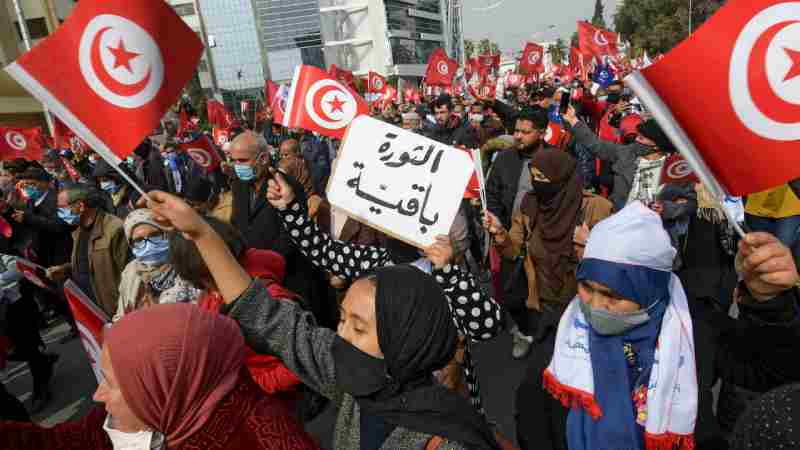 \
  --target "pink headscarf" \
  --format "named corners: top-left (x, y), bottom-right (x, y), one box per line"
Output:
top-left (106, 303), bottom-right (246, 447)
